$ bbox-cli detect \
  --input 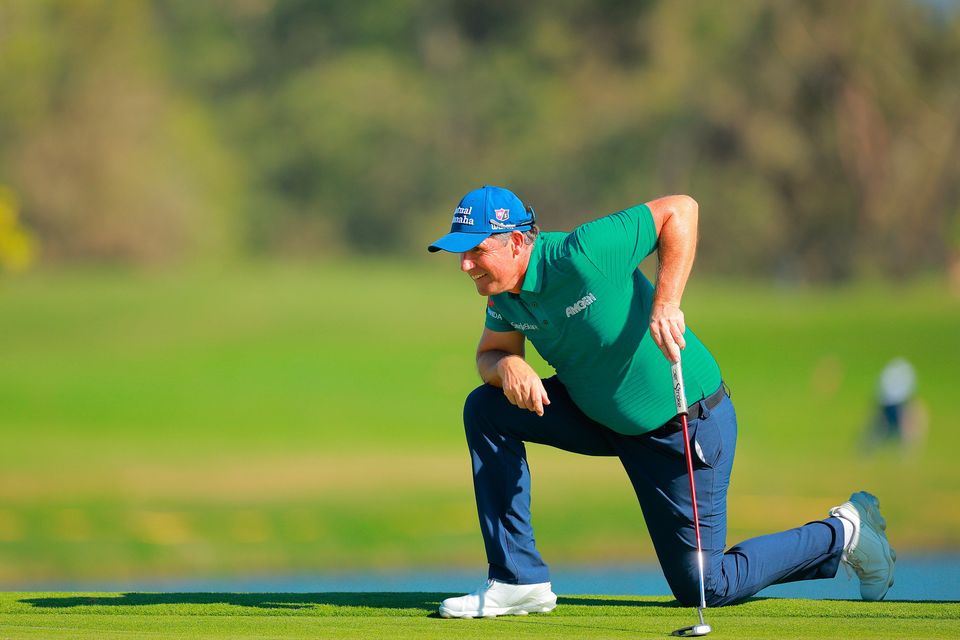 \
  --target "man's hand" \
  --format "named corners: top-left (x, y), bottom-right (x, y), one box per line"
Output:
top-left (649, 301), bottom-right (686, 363)
top-left (475, 328), bottom-right (550, 415)
top-left (496, 355), bottom-right (551, 416)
